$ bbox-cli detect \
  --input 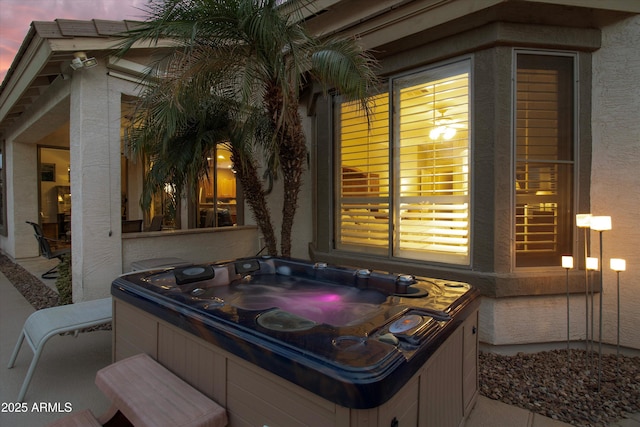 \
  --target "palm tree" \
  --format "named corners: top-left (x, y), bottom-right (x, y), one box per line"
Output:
top-left (127, 89), bottom-right (279, 255)
top-left (118, 0), bottom-right (378, 256)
